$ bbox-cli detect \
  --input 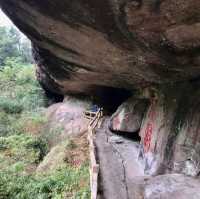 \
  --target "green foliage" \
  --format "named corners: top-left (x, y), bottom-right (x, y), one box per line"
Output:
top-left (0, 164), bottom-right (90, 199)
top-left (0, 27), bottom-right (19, 66)
top-left (42, 125), bottom-right (65, 147)
top-left (0, 63), bottom-right (47, 137)
top-left (0, 111), bottom-right (17, 136)
top-left (0, 26), bottom-right (33, 67)
top-left (0, 26), bottom-right (90, 198)
top-left (0, 134), bottom-right (48, 166)
top-left (0, 64), bottom-right (47, 112)
top-left (0, 98), bottom-right (23, 114)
